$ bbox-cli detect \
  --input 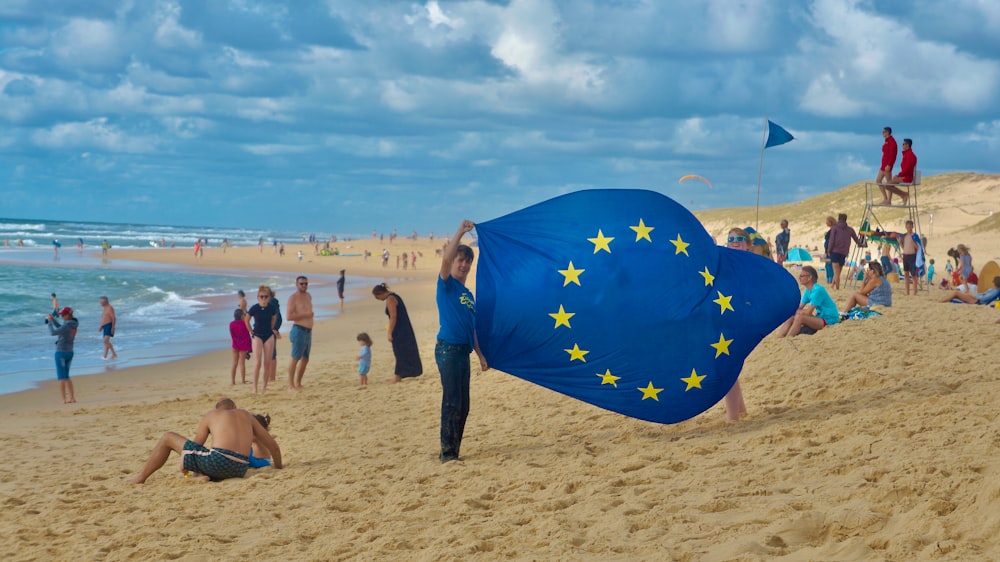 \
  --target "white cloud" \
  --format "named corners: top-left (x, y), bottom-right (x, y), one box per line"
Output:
top-left (154, 0), bottom-right (202, 49)
top-left (671, 118), bottom-right (716, 156)
top-left (835, 153), bottom-right (870, 180)
top-left (967, 120), bottom-right (1000, 149)
top-left (797, 0), bottom-right (1000, 116)
top-left (32, 117), bottom-right (158, 153)
top-left (241, 144), bottom-right (310, 156)
top-left (488, 0), bottom-right (606, 99)
top-left (50, 18), bottom-right (127, 72)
